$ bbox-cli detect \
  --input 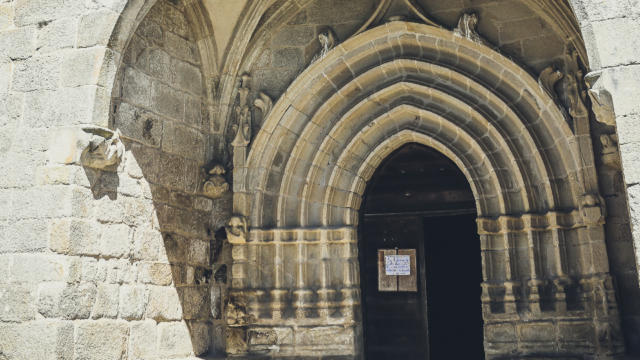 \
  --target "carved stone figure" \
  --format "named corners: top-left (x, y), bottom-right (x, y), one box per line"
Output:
top-left (600, 134), bottom-right (620, 168)
top-left (225, 295), bottom-right (254, 326)
top-left (580, 193), bottom-right (605, 224)
top-left (538, 65), bottom-right (563, 98)
top-left (585, 71), bottom-right (616, 126)
top-left (453, 13), bottom-right (486, 45)
top-left (202, 164), bottom-right (229, 199)
top-left (560, 50), bottom-right (588, 119)
top-left (253, 91), bottom-right (273, 121)
top-left (312, 29), bottom-right (337, 62)
top-left (80, 127), bottom-right (125, 170)
top-left (226, 216), bottom-right (248, 244)
top-left (231, 74), bottom-right (252, 148)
